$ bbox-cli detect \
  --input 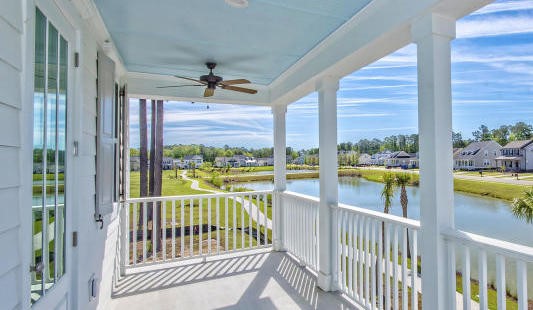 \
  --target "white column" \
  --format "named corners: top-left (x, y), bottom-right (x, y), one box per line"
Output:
top-left (272, 104), bottom-right (287, 251)
top-left (412, 13), bottom-right (456, 310)
top-left (316, 76), bottom-right (339, 291)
